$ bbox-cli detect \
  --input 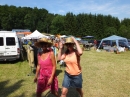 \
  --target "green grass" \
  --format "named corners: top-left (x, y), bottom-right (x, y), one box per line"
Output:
top-left (0, 49), bottom-right (130, 97)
